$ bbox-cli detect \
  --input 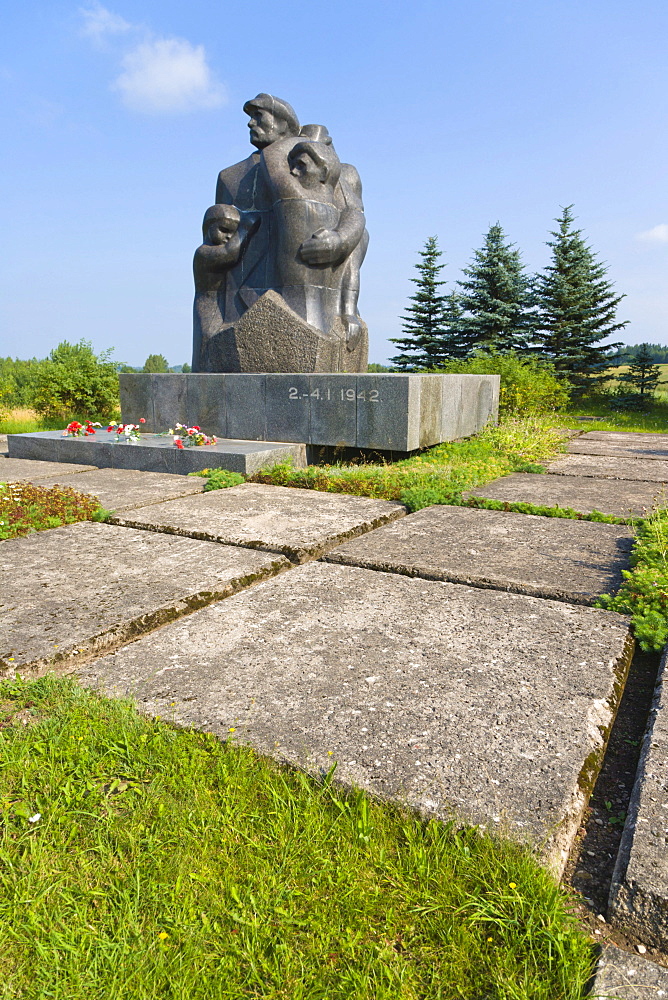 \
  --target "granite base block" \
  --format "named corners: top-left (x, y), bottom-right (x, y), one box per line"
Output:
top-left (7, 431), bottom-right (306, 475)
top-left (119, 373), bottom-right (500, 451)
